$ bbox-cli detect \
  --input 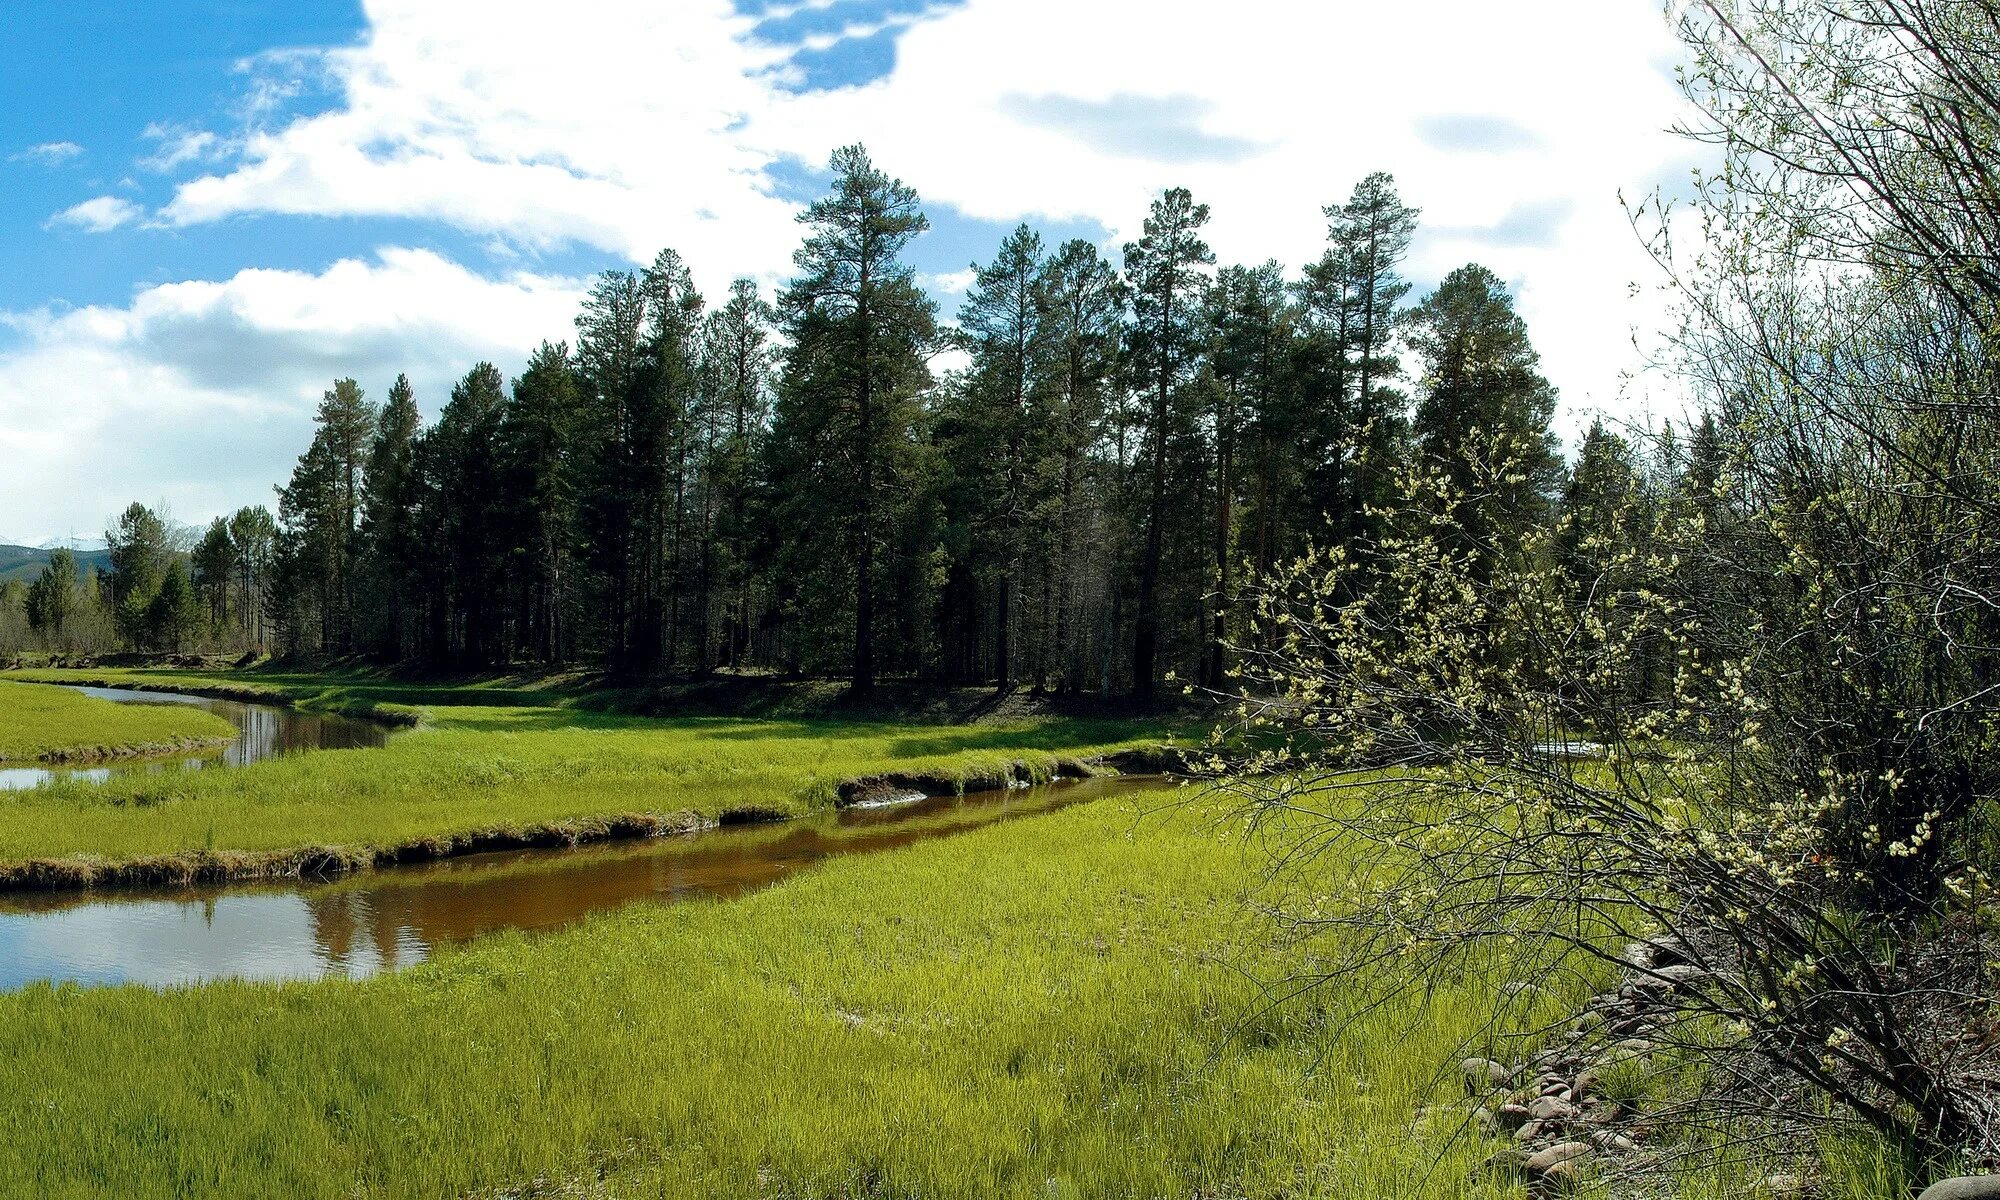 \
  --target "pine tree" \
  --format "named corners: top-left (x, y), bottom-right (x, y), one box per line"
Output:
top-left (1408, 264), bottom-right (1561, 573)
top-left (574, 270), bottom-right (651, 669)
top-left (226, 506), bottom-right (276, 650)
top-left (1329, 174), bottom-right (1420, 546)
top-left (428, 363), bottom-right (509, 666)
top-left (1123, 188), bottom-right (1214, 698)
top-left (1203, 261), bottom-right (1293, 685)
top-left (315, 378), bottom-right (378, 652)
top-left (640, 250), bottom-right (708, 670)
top-left (272, 380), bottom-right (376, 652)
top-left (1034, 239), bottom-right (1124, 692)
top-left (954, 224), bottom-right (1050, 688)
top-left (701, 280), bottom-right (774, 671)
top-left (772, 144), bottom-right (937, 693)
top-left (360, 375), bottom-right (424, 657)
top-left (191, 517), bottom-right (237, 631)
top-left (105, 502), bottom-right (171, 648)
top-left (502, 343), bottom-right (582, 664)
top-left (147, 559), bottom-right (199, 651)
top-left (25, 548), bottom-right (77, 642)
top-left (574, 255), bottom-right (706, 672)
